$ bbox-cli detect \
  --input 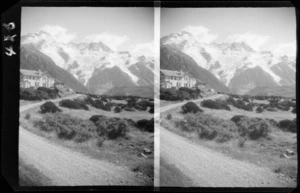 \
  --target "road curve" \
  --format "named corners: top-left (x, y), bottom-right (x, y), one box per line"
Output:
top-left (159, 95), bottom-right (292, 187)
top-left (19, 95), bottom-right (150, 186)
